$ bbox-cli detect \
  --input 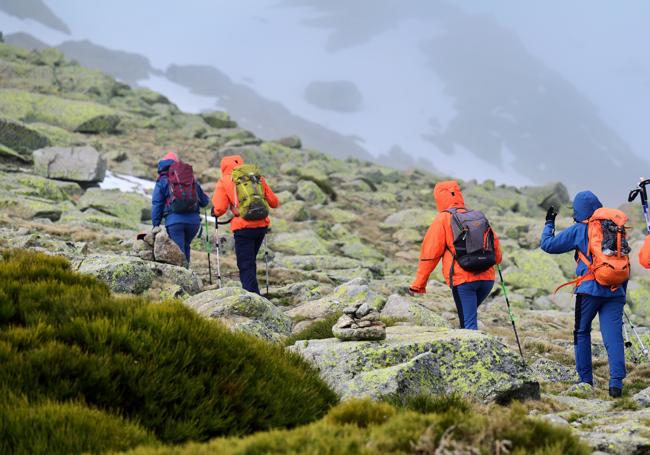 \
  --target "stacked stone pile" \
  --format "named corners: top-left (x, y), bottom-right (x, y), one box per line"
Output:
top-left (333, 301), bottom-right (386, 341)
